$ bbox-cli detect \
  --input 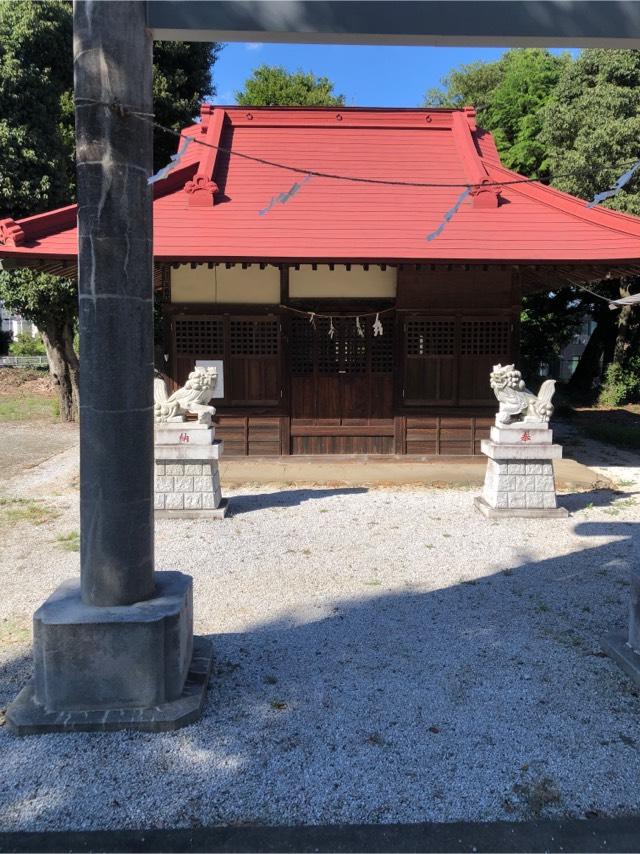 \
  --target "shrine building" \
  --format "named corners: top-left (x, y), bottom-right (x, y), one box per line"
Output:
top-left (2, 105), bottom-right (640, 457)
